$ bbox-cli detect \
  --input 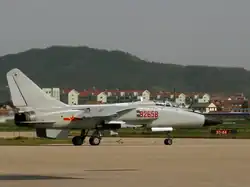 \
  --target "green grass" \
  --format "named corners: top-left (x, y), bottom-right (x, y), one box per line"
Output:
top-left (0, 121), bottom-right (32, 131)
